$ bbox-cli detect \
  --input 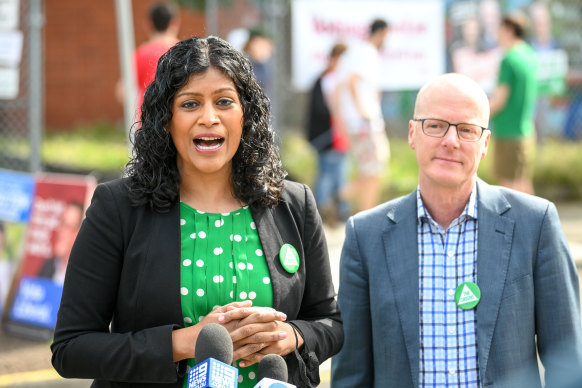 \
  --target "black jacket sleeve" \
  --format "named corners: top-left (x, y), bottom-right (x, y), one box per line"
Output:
top-left (51, 181), bottom-right (185, 386)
